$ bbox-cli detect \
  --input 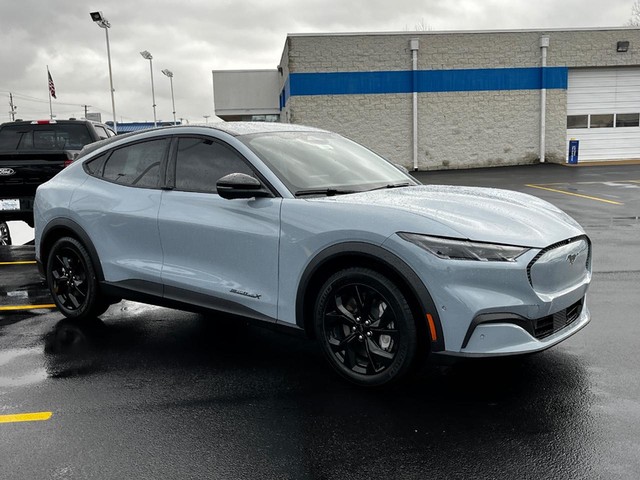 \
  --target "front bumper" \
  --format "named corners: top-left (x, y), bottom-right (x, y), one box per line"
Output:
top-left (383, 233), bottom-right (592, 356)
top-left (449, 299), bottom-right (590, 357)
